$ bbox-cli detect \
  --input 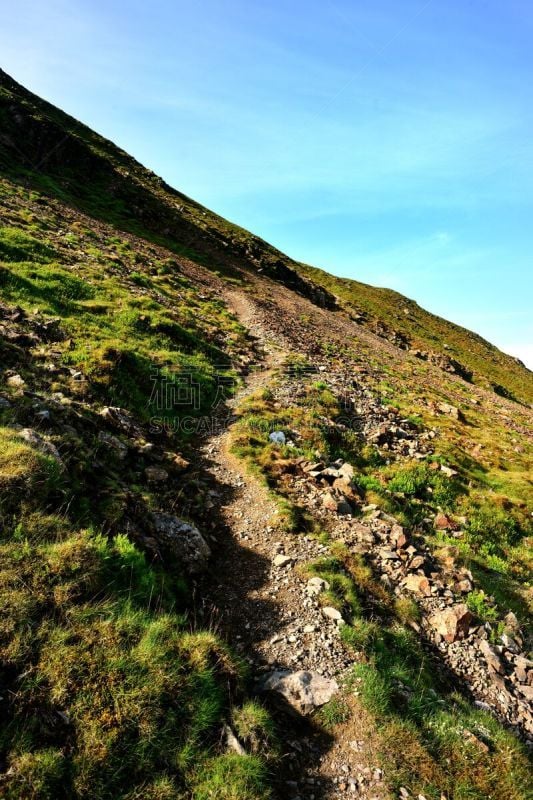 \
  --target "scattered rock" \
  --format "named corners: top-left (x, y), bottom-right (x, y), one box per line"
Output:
top-left (429, 604), bottom-right (473, 642)
top-left (434, 512), bottom-right (454, 529)
top-left (322, 492), bottom-right (339, 511)
top-left (98, 430), bottom-right (128, 460)
top-left (306, 577), bottom-right (329, 596)
top-left (144, 466), bottom-right (169, 483)
top-left (403, 574), bottom-right (431, 597)
top-left (223, 723), bottom-right (246, 755)
top-left (100, 406), bottom-right (143, 437)
top-left (19, 427), bottom-right (62, 464)
top-left (391, 523), bottom-right (408, 549)
top-left (478, 639), bottom-right (504, 674)
top-left (514, 656), bottom-right (532, 683)
top-left (440, 465), bottom-right (458, 478)
top-left (436, 402), bottom-right (464, 421)
top-left (273, 554), bottom-right (293, 568)
top-left (322, 606), bottom-right (343, 622)
top-left (516, 684), bottom-right (533, 702)
top-left (338, 462), bottom-right (354, 480)
top-left (453, 578), bottom-right (472, 594)
top-left (336, 497), bottom-right (353, 516)
top-left (171, 454), bottom-right (190, 471)
top-left (152, 513), bottom-right (211, 573)
top-left (260, 670), bottom-right (338, 715)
